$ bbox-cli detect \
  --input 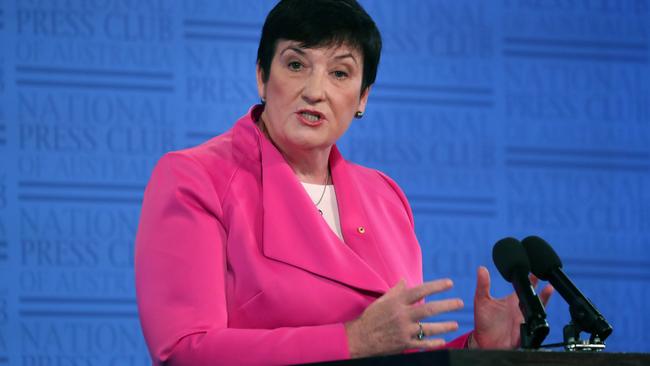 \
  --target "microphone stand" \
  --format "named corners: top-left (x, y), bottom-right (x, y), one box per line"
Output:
top-left (561, 293), bottom-right (611, 352)
top-left (562, 321), bottom-right (606, 352)
top-left (511, 272), bottom-right (549, 349)
top-left (520, 316), bottom-right (550, 349)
